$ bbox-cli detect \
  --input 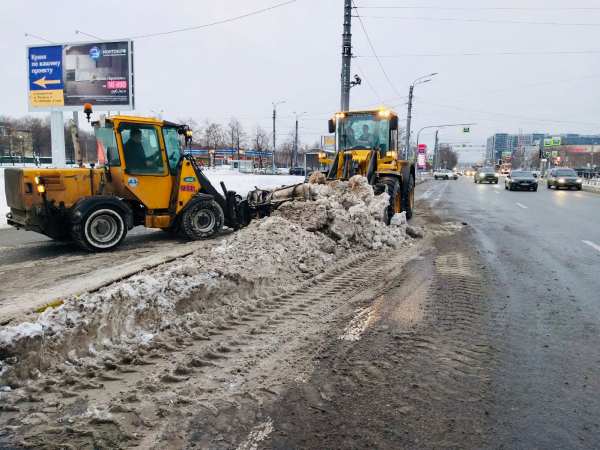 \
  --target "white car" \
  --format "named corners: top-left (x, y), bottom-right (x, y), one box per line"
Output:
top-left (433, 169), bottom-right (458, 180)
